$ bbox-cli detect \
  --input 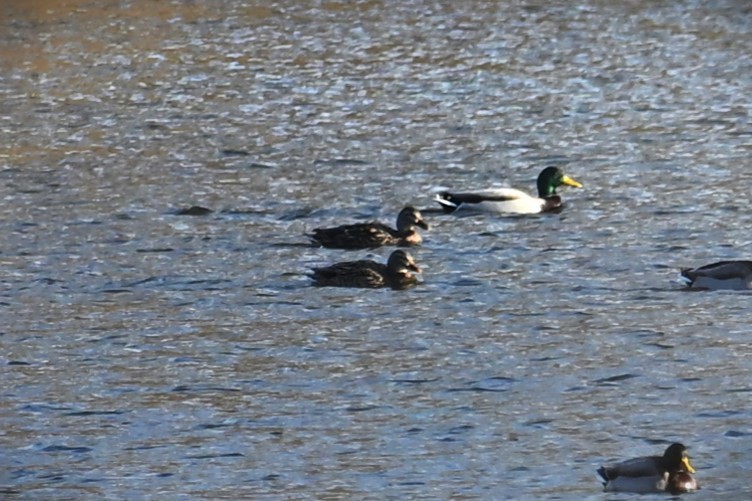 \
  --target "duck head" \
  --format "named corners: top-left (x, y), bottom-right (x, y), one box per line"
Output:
top-left (397, 206), bottom-right (429, 232)
top-left (664, 443), bottom-right (696, 473)
top-left (537, 166), bottom-right (583, 197)
top-left (388, 250), bottom-right (421, 274)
